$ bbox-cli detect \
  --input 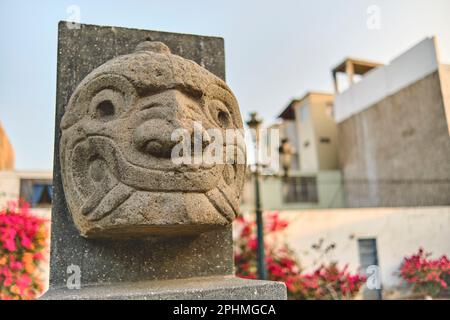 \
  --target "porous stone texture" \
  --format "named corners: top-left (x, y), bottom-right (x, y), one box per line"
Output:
top-left (42, 276), bottom-right (287, 300)
top-left (44, 22), bottom-right (285, 300)
top-left (60, 34), bottom-right (245, 238)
